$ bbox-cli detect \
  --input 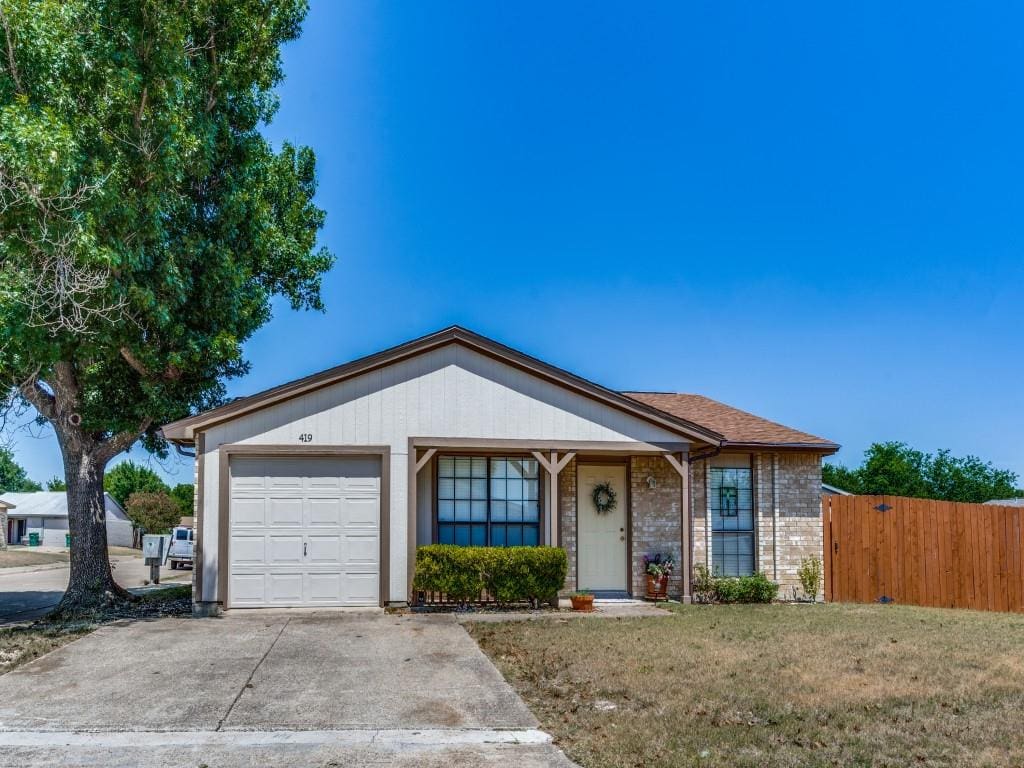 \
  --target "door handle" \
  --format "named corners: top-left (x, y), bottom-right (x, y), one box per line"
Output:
top-left (303, 541), bottom-right (308, 557)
